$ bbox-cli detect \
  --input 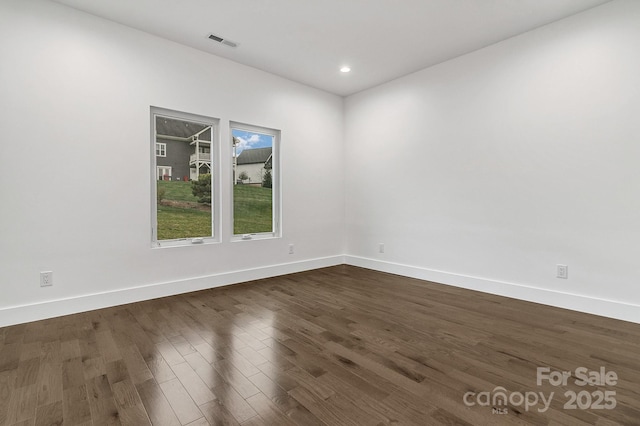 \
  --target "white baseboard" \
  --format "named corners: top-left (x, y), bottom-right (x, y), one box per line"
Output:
top-left (3, 254), bottom-right (638, 327)
top-left (0, 255), bottom-right (344, 327)
top-left (345, 255), bottom-right (640, 325)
